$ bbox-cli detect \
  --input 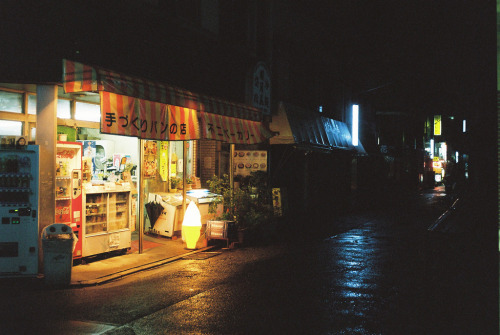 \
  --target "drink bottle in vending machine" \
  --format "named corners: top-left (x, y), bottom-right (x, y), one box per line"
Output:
top-left (56, 142), bottom-right (83, 259)
top-left (0, 142), bottom-right (39, 277)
